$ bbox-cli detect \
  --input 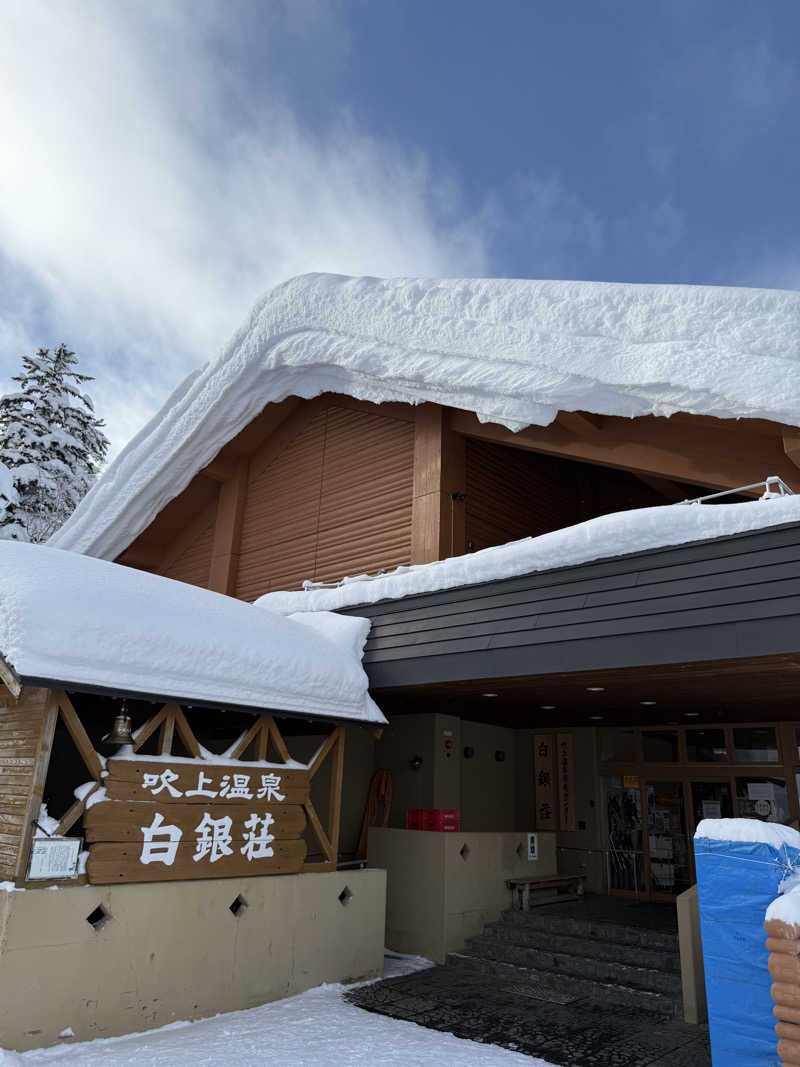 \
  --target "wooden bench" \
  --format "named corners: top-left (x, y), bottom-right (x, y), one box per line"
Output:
top-left (506, 873), bottom-right (585, 910)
